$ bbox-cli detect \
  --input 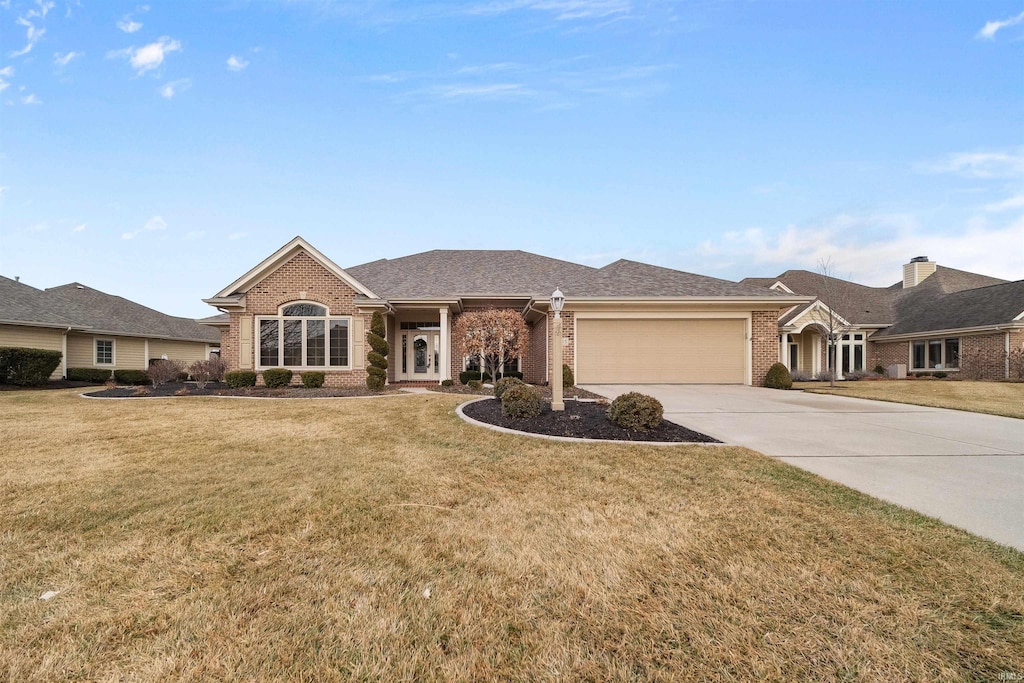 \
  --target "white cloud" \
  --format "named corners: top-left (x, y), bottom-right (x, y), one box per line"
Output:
top-left (977, 10), bottom-right (1024, 40)
top-left (422, 83), bottom-right (535, 99)
top-left (466, 0), bottom-right (631, 21)
top-left (983, 195), bottom-right (1024, 213)
top-left (10, 17), bottom-right (45, 57)
top-left (54, 50), bottom-right (83, 67)
top-left (21, 93), bottom-right (40, 104)
top-left (158, 78), bottom-right (191, 98)
top-left (122, 215), bottom-right (167, 239)
top-left (117, 18), bottom-right (142, 33)
top-left (110, 37), bottom-right (182, 76)
top-left (0, 66), bottom-right (11, 92)
top-left (917, 150), bottom-right (1024, 179)
top-left (26, 0), bottom-right (54, 19)
top-left (226, 54), bottom-right (249, 71)
top-left (72, 223), bottom-right (86, 232)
